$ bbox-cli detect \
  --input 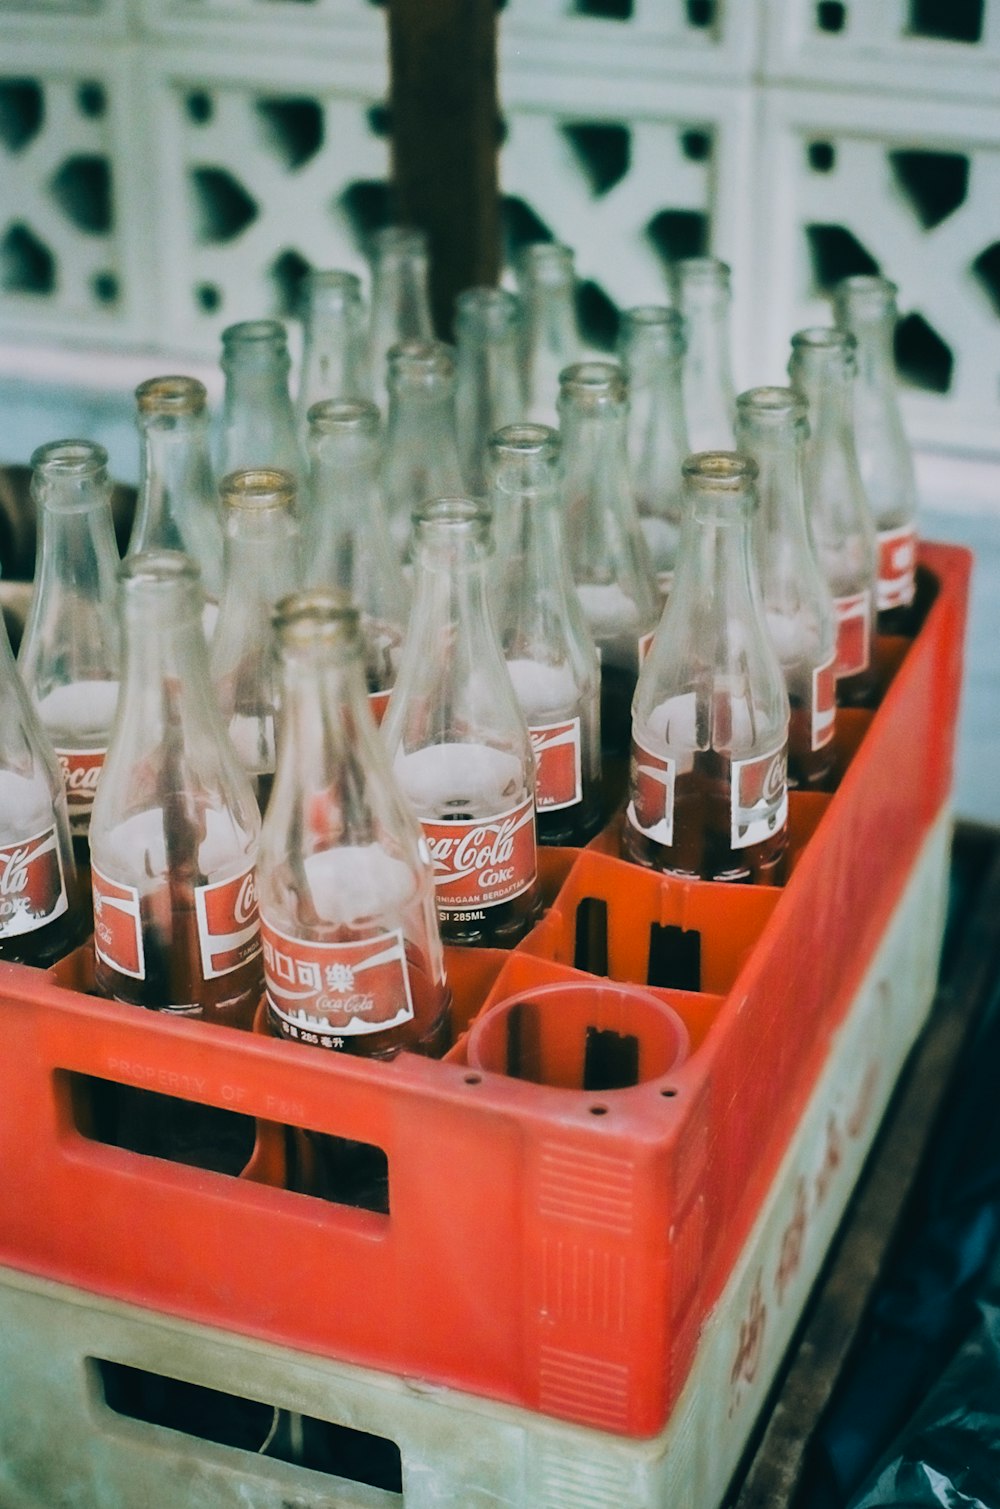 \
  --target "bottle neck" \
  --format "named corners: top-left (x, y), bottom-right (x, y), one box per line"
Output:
top-left (220, 508), bottom-right (300, 610)
top-left (741, 424), bottom-right (811, 555)
top-left (848, 317), bottom-right (897, 398)
top-left (797, 363), bottom-right (852, 449)
top-left (120, 586), bottom-right (212, 714)
top-left (559, 403), bottom-right (633, 514)
top-left (134, 413), bottom-right (214, 547)
top-left (671, 495), bottom-right (758, 627)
